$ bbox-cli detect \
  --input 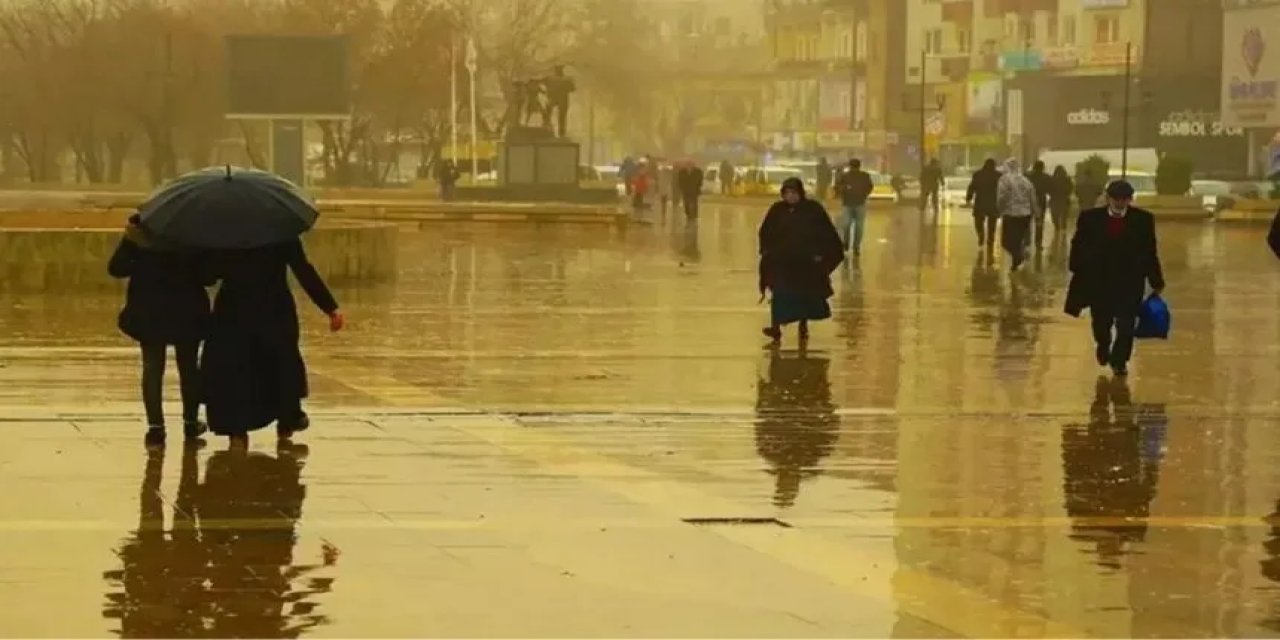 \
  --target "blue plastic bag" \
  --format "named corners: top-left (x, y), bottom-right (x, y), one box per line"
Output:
top-left (1135, 294), bottom-right (1170, 339)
